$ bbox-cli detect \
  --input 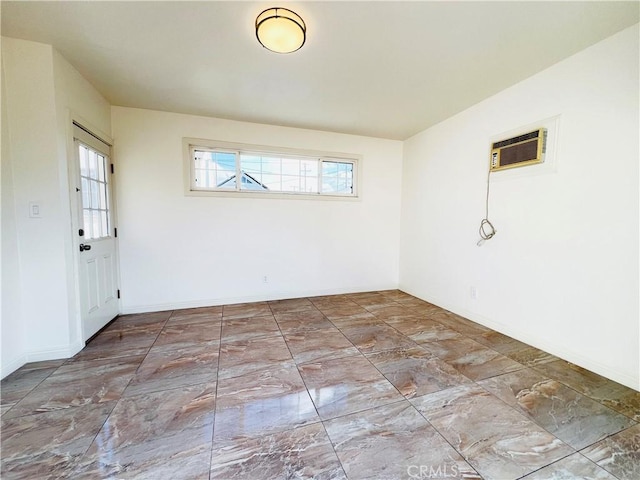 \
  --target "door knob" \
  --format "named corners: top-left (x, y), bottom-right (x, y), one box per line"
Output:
top-left (79, 244), bottom-right (92, 252)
